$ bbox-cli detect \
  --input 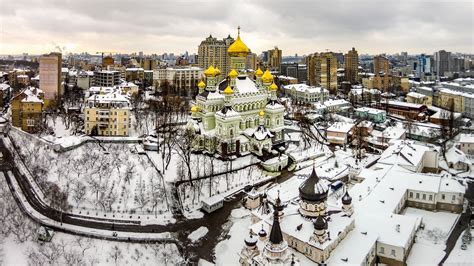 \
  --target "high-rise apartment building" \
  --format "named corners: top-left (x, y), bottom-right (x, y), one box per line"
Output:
top-left (344, 47), bottom-right (359, 84)
top-left (198, 35), bottom-right (234, 78)
top-left (434, 50), bottom-right (451, 77)
top-left (416, 54), bottom-right (431, 78)
top-left (373, 55), bottom-right (391, 91)
top-left (246, 53), bottom-right (257, 71)
top-left (267, 46), bottom-right (282, 72)
top-left (39, 52), bottom-right (62, 101)
top-left (306, 52), bottom-right (338, 93)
